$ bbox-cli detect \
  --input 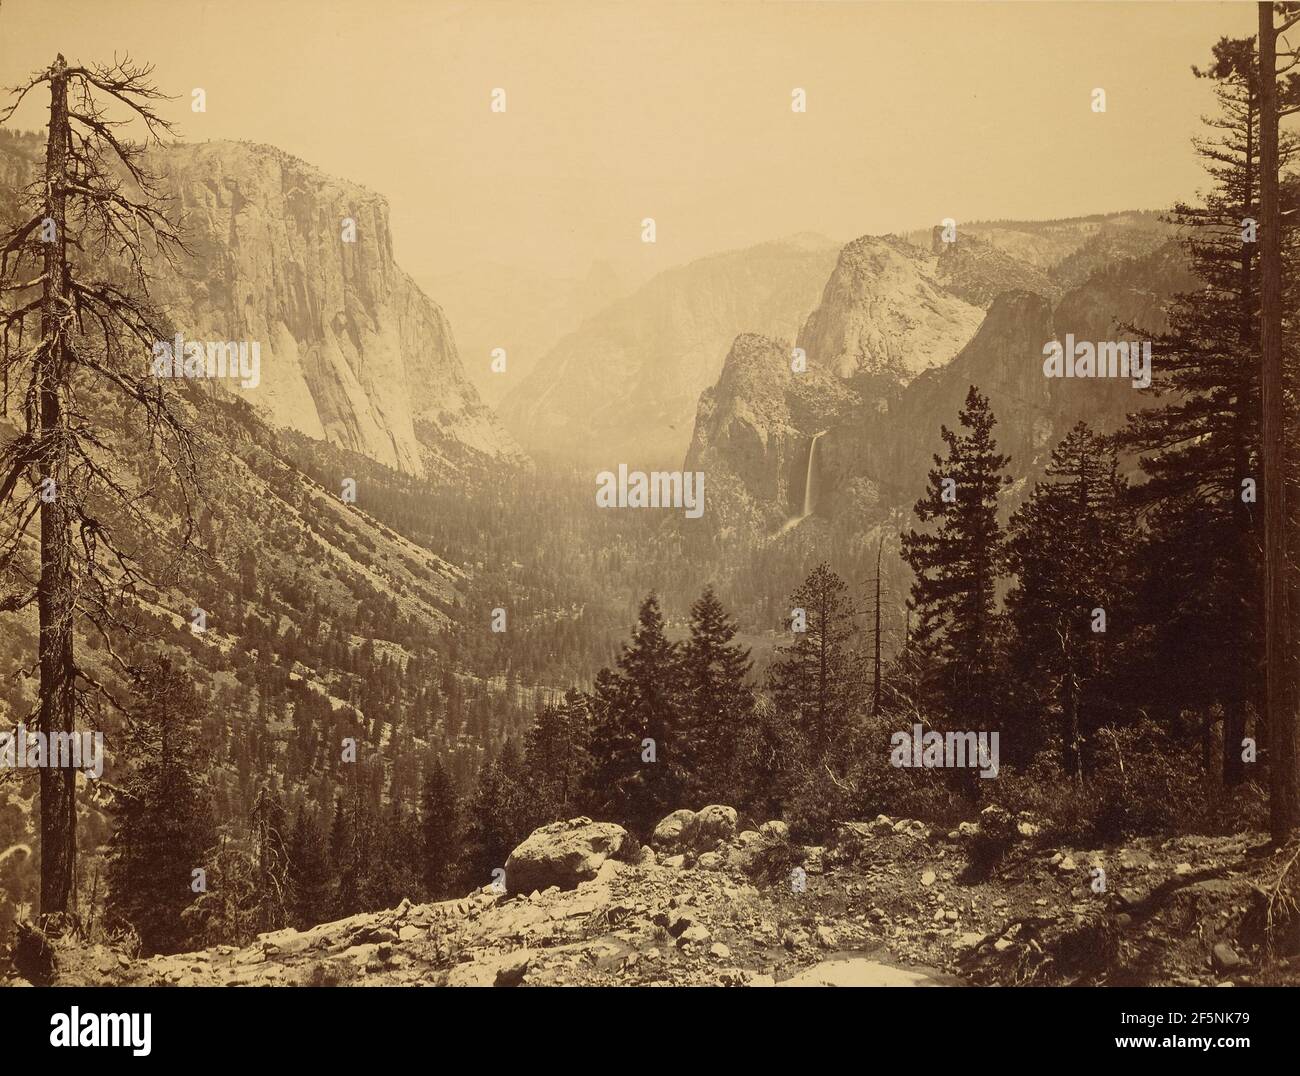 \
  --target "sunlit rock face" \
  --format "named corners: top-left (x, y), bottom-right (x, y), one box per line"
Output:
top-left (146, 141), bottom-right (524, 478)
